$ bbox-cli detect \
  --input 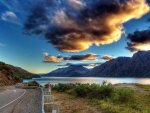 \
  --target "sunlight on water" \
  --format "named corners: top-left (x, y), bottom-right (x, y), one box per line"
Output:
top-left (24, 77), bottom-right (150, 86)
